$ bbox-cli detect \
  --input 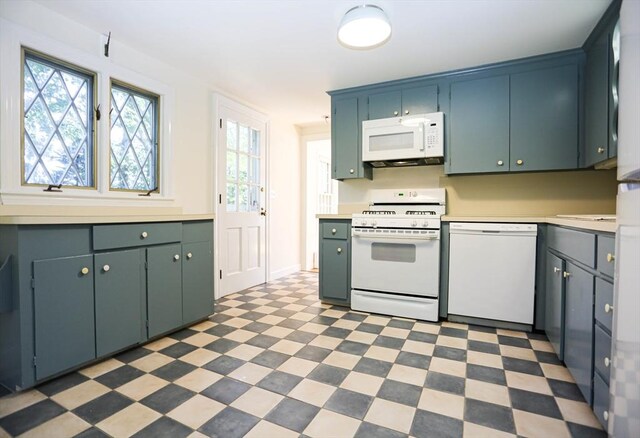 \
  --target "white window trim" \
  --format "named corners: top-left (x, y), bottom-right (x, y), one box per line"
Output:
top-left (0, 18), bottom-right (175, 207)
